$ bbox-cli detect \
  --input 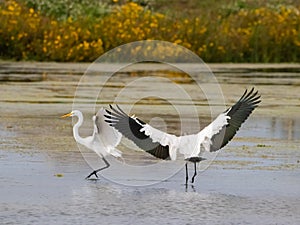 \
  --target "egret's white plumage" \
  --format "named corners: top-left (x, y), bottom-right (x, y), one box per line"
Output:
top-left (92, 109), bottom-right (122, 157)
top-left (61, 108), bottom-right (122, 179)
top-left (104, 88), bottom-right (261, 184)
